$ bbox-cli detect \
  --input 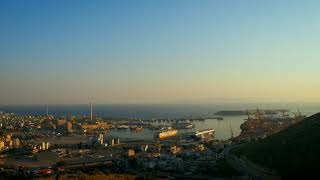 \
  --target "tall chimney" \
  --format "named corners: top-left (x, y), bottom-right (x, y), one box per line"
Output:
top-left (90, 99), bottom-right (93, 121)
